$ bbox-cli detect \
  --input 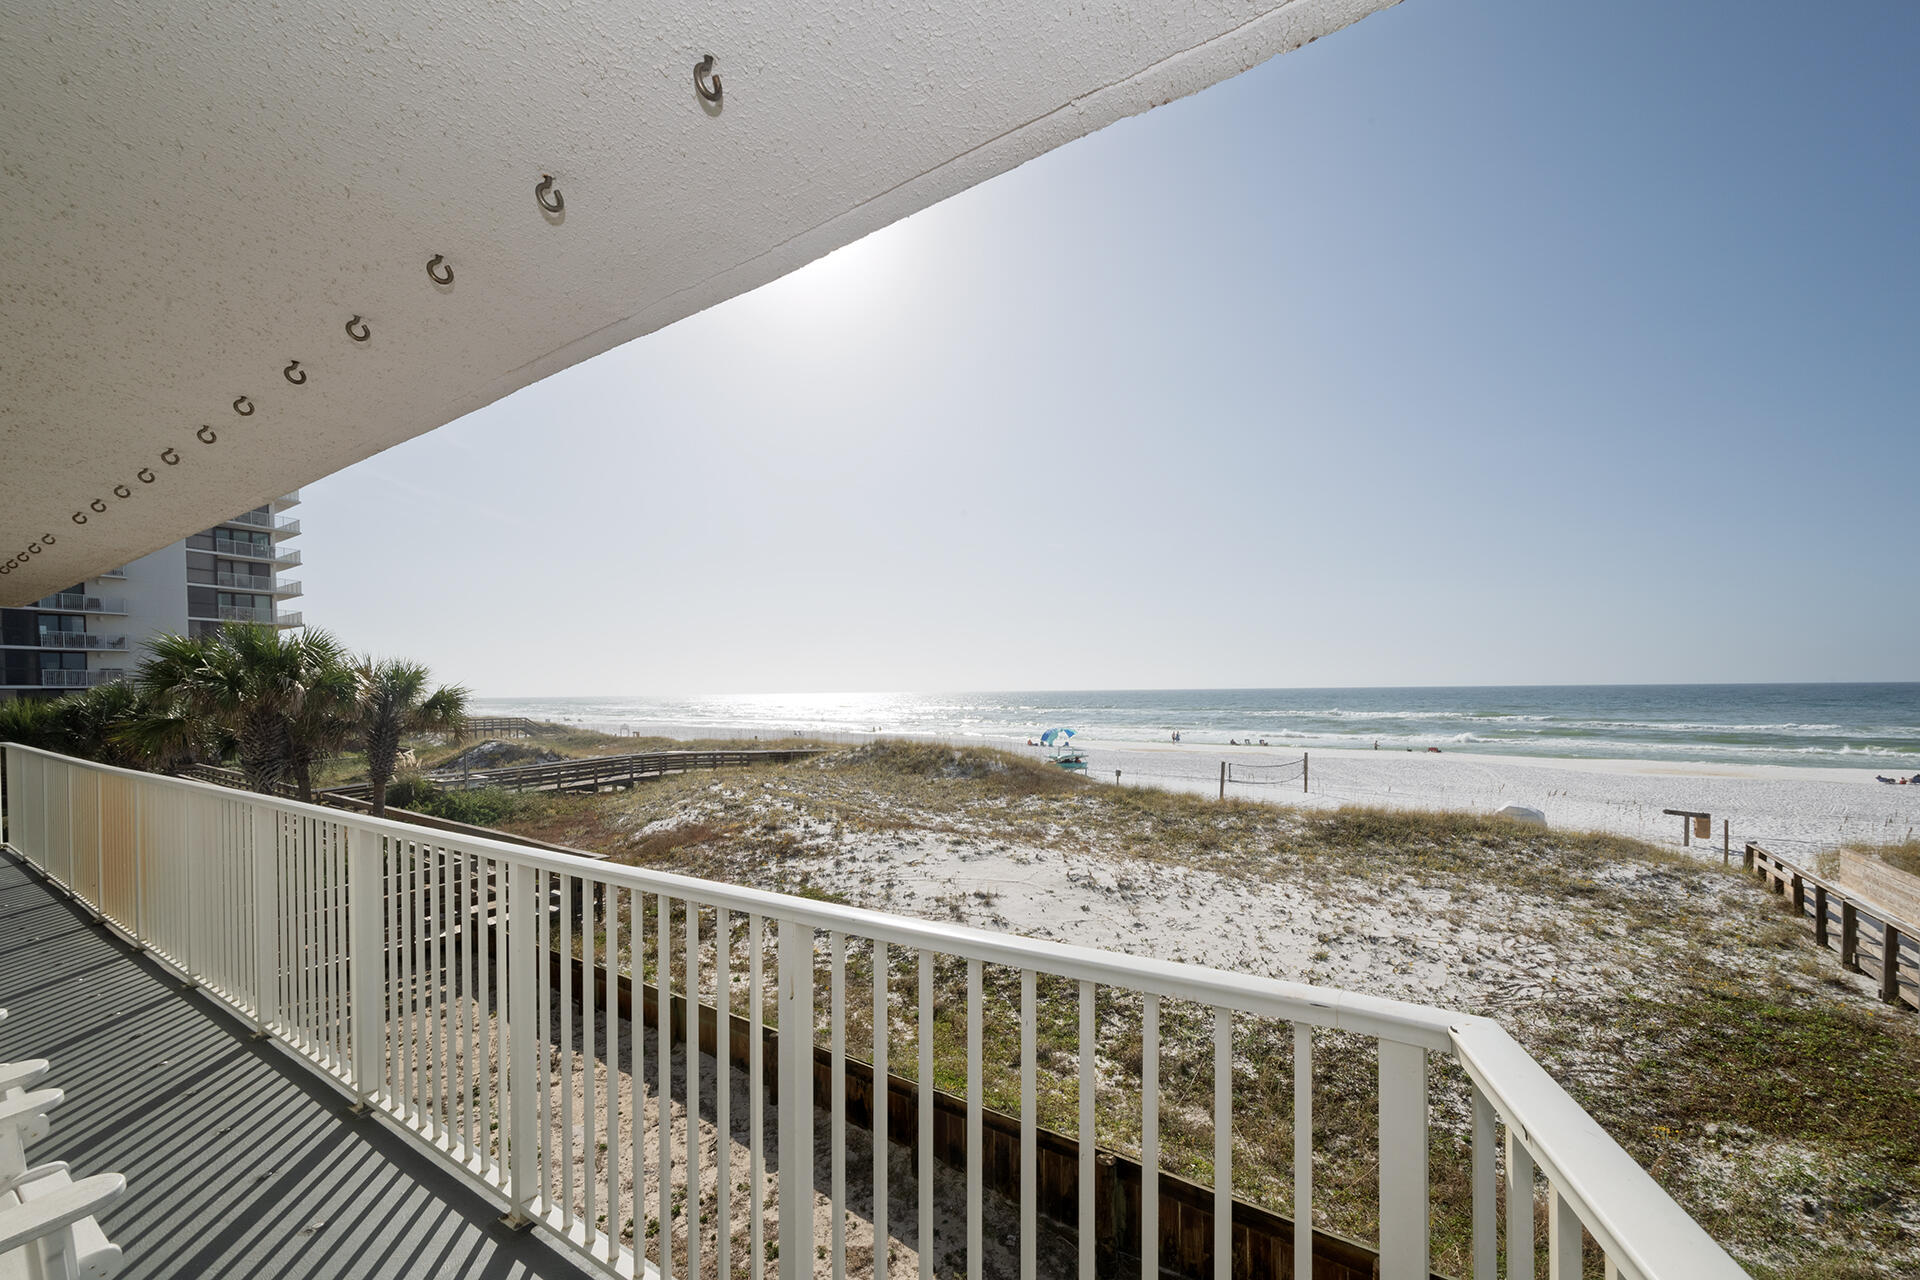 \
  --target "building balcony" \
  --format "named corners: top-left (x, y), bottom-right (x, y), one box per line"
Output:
top-left (37, 633), bottom-right (128, 651)
top-left (214, 604), bottom-right (276, 624)
top-left (214, 571), bottom-right (276, 592)
top-left (275, 610), bottom-right (304, 628)
top-left (206, 535), bottom-right (286, 563)
top-left (38, 668), bottom-right (127, 688)
top-left (96, 566), bottom-right (128, 580)
top-left (36, 593), bottom-right (127, 615)
top-left (270, 490), bottom-right (301, 511)
top-left (273, 546), bottom-right (302, 567)
top-left (219, 510), bottom-right (300, 536)
top-left (271, 579), bottom-right (302, 598)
